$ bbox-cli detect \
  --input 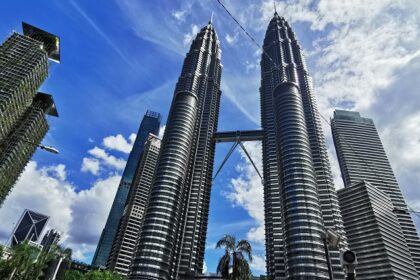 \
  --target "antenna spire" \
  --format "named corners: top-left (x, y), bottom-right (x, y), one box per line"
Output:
top-left (209, 12), bottom-right (214, 24)
top-left (274, 1), bottom-right (278, 15)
